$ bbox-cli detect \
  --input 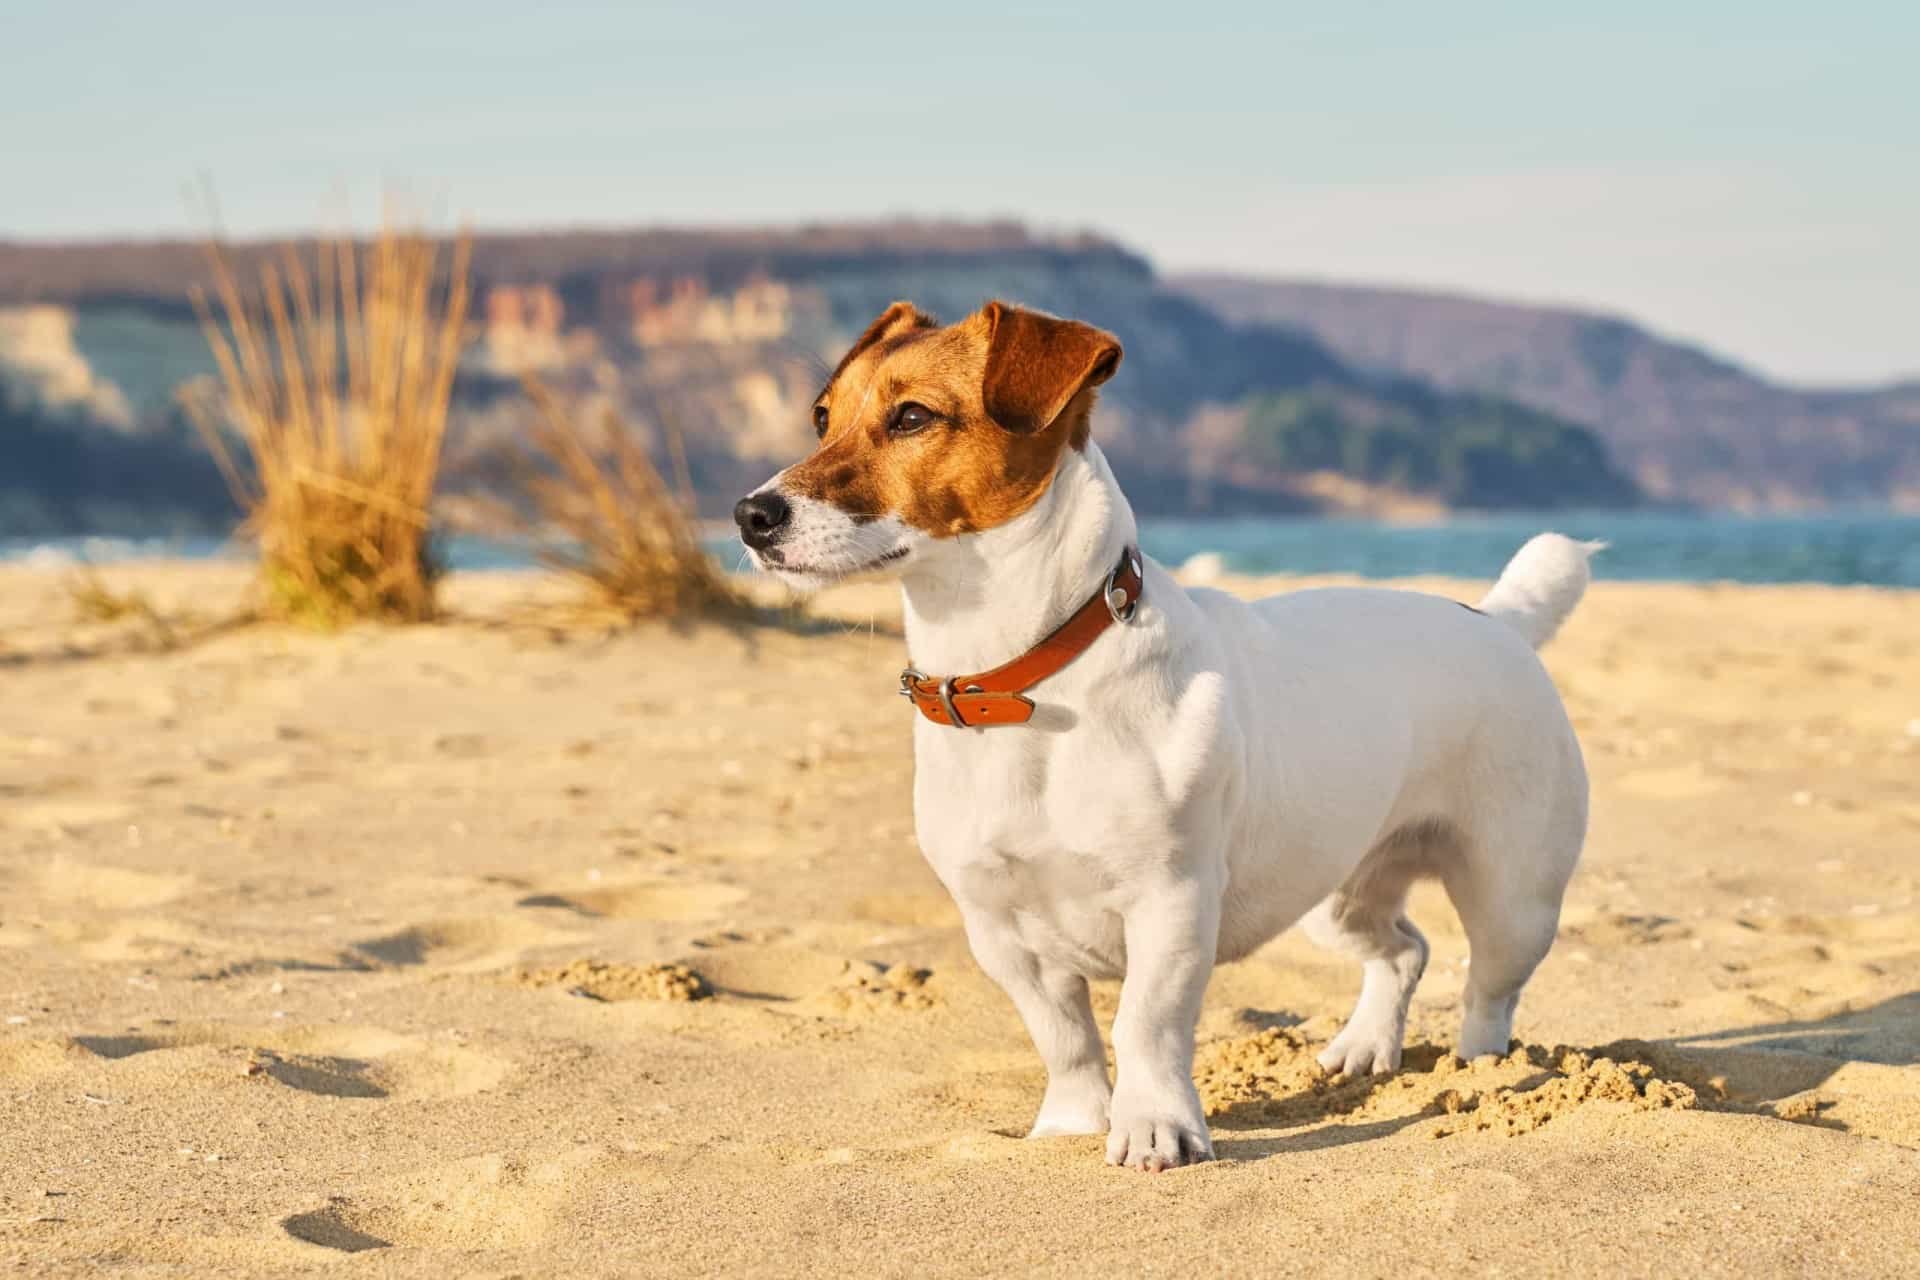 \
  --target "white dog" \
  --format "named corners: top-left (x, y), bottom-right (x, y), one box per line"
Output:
top-left (736, 300), bottom-right (1594, 1171)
